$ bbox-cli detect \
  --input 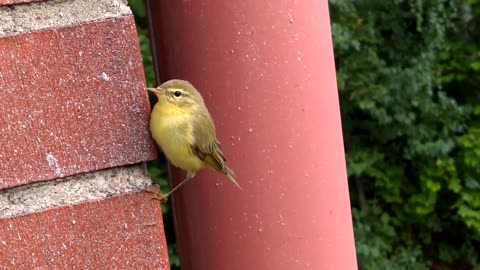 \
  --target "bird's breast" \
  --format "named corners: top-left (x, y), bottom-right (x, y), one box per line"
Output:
top-left (150, 105), bottom-right (203, 172)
